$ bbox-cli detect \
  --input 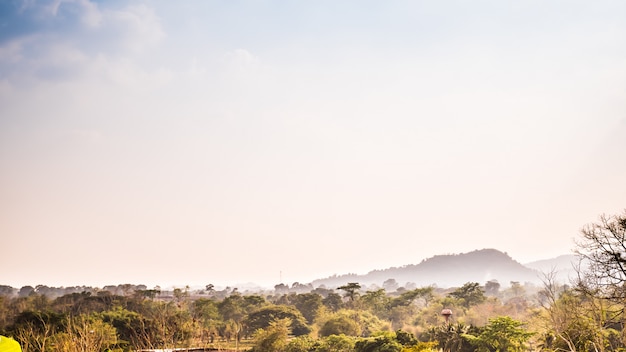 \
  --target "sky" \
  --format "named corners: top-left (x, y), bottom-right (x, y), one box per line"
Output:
top-left (1, 0), bottom-right (625, 290)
